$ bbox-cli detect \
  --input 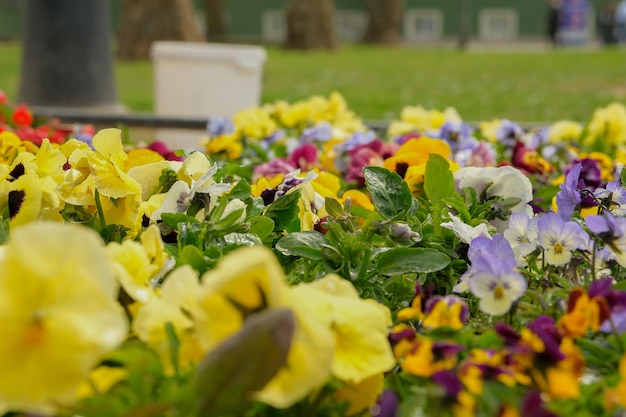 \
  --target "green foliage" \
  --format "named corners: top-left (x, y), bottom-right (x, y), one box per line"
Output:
top-left (276, 231), bottom-right (332, 261)
top-left (363, 166), bottom-right (412, 219)
top-left (375, 247), bottom-right (451, 276)
top-left (264, 190), bottom-right (302, 232)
